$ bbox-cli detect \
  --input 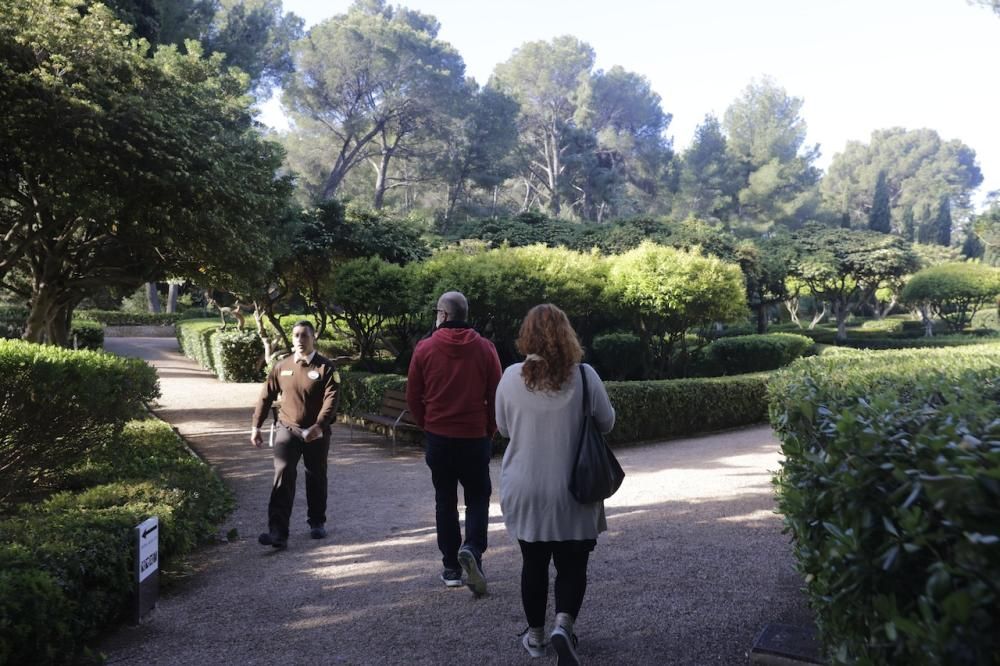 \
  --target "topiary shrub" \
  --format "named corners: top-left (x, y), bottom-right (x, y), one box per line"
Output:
top-left (769, 343), bottom-right (1000, 664)
top-left (590, 332), bottom-right (644, 380)
top-left (0, 341), bottom-right (159, 504)
top-left (70, 319), bottom-right (104, 350)
top-left (701, 332), bottom-right (814, 375)
top-left (901, 262), bottom-right (1000, 332)
top-left (211, 330), bottom-right (264, 382)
